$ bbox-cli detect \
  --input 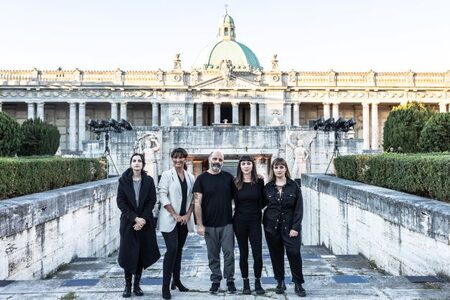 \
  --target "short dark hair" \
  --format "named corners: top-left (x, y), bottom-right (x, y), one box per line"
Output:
top-left (171, 147), bottom-right (188, 158)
